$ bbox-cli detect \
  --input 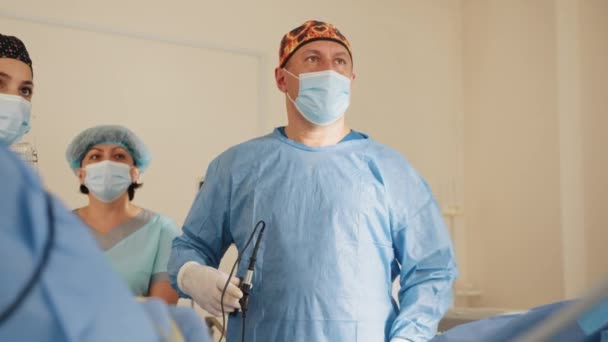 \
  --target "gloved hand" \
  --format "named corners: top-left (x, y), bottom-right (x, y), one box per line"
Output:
top-left (177, 261), bottom-right (243, 316)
